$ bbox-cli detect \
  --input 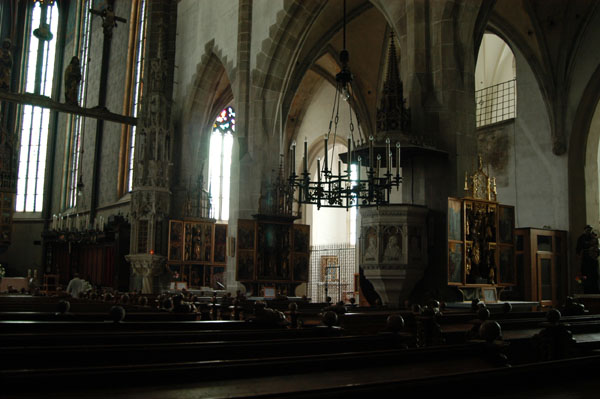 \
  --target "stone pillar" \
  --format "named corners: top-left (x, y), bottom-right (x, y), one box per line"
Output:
top-left (225, 0), bottom-right (254, 293)
top-left (127, 1), bottom-right (176, 294)
top-left (360, 205), bottom-right (428, 307)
